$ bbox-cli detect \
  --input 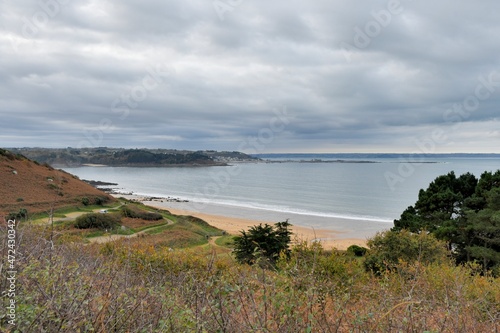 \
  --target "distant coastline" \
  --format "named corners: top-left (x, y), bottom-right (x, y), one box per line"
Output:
top-left (9, 147), bottom-right (259, 167)
top-left (82, 163), bottom-right (108, 167)
top-left (264, 159), bottom-right (379, 164)
top-left (9, 148), bottom-right (500, 167)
